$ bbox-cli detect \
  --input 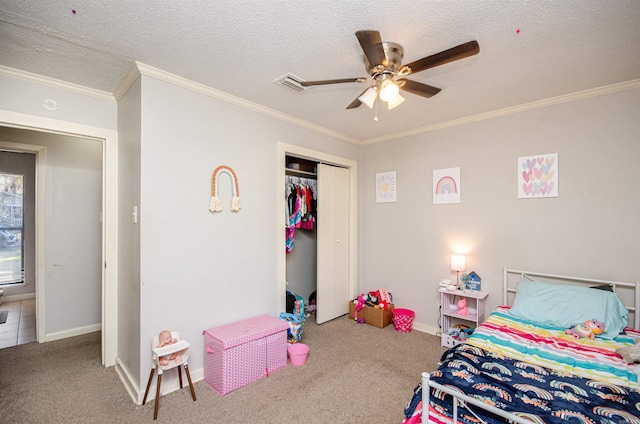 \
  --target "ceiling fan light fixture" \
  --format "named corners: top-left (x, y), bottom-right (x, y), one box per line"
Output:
top-left (378, 79), bottom-right (400, 102)
top-left (387, 94), bottom-right (405, 110)
top-left (358, 86), bottom-right (378, 109)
